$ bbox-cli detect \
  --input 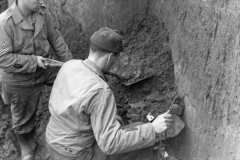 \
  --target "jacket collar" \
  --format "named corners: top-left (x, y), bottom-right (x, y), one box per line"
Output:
top-left (11, 2), bottom-right (24, 25)
top-left (33, 11), bottom-right (43, 37)
top-left (83, 59), bottom-right (107, 82)
top-left (10, 2), bottom-right (44, 36)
